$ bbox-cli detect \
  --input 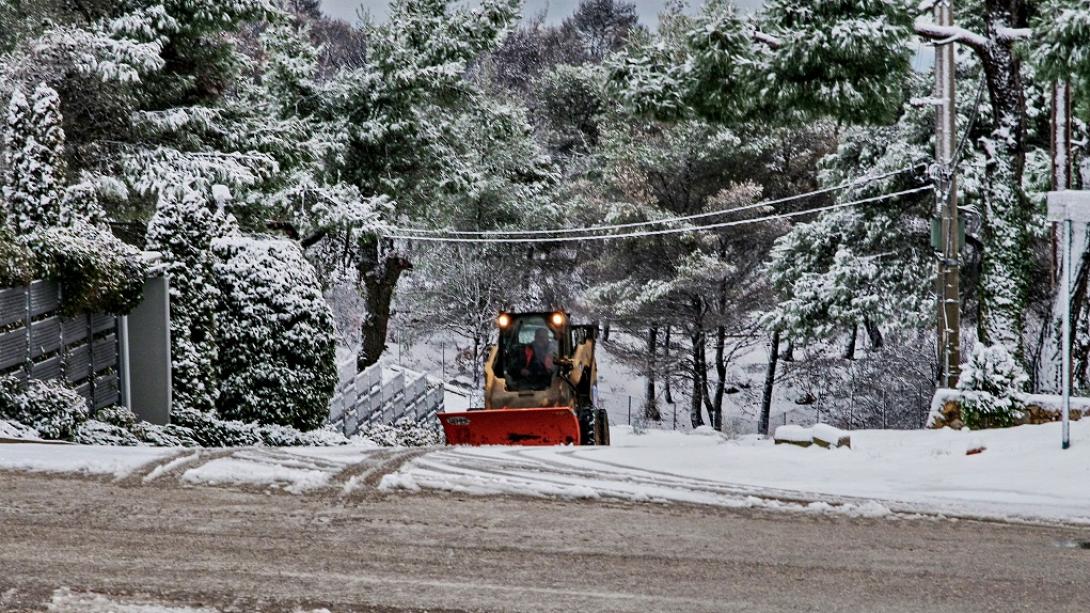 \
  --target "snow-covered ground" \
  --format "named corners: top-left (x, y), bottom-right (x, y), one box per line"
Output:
top-left (3, 420), bottom-right (1089, 524)
top-left (0, 443), bottom-right (175, 478)
top-left (380, 421), bottom-right (1090, 524)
